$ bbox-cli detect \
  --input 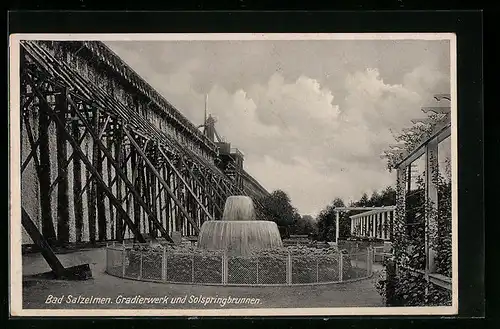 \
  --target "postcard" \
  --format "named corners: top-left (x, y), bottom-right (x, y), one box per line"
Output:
top-left (9, 33), bottom-right (457, 316)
